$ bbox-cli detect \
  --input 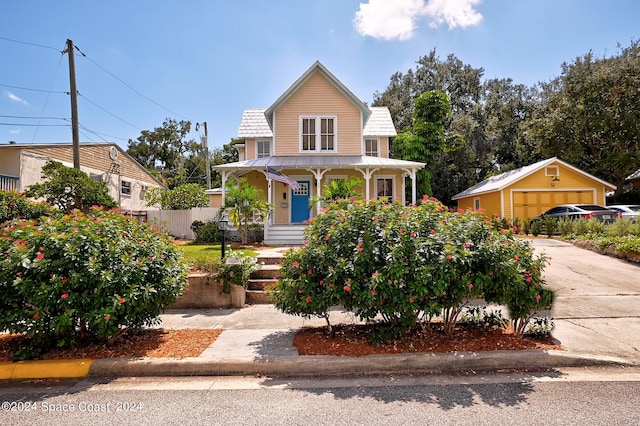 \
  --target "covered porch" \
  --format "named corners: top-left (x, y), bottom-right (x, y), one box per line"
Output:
top-left (213, 156), bottom-right (426, 245)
